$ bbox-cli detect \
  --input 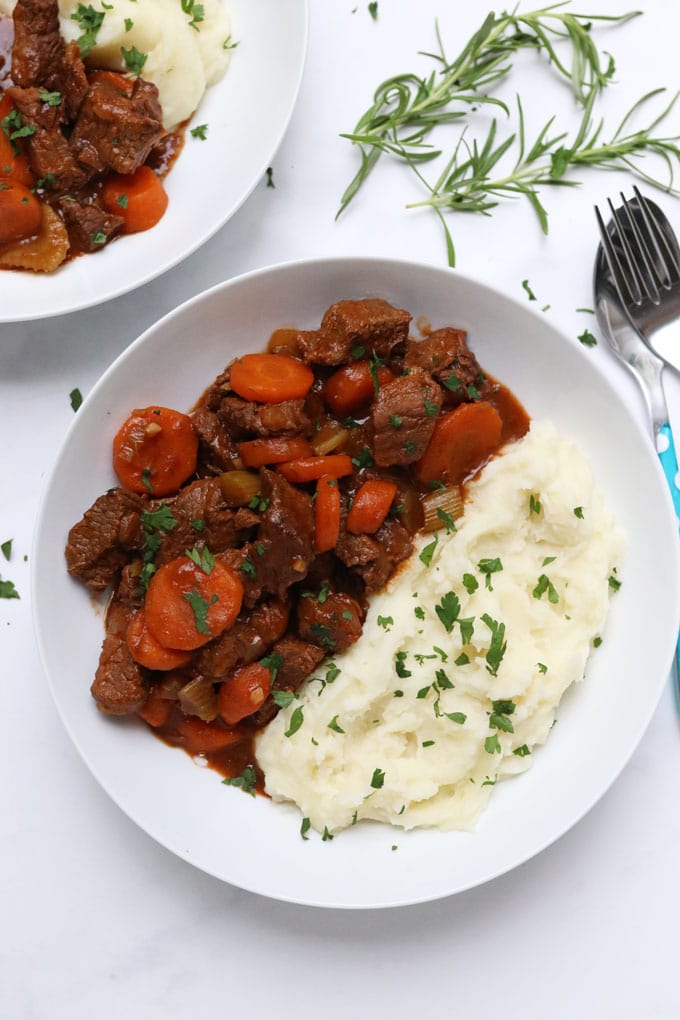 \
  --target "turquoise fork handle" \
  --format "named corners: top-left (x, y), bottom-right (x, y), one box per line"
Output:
top-left (656, 422), bottom-right (680, 523)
